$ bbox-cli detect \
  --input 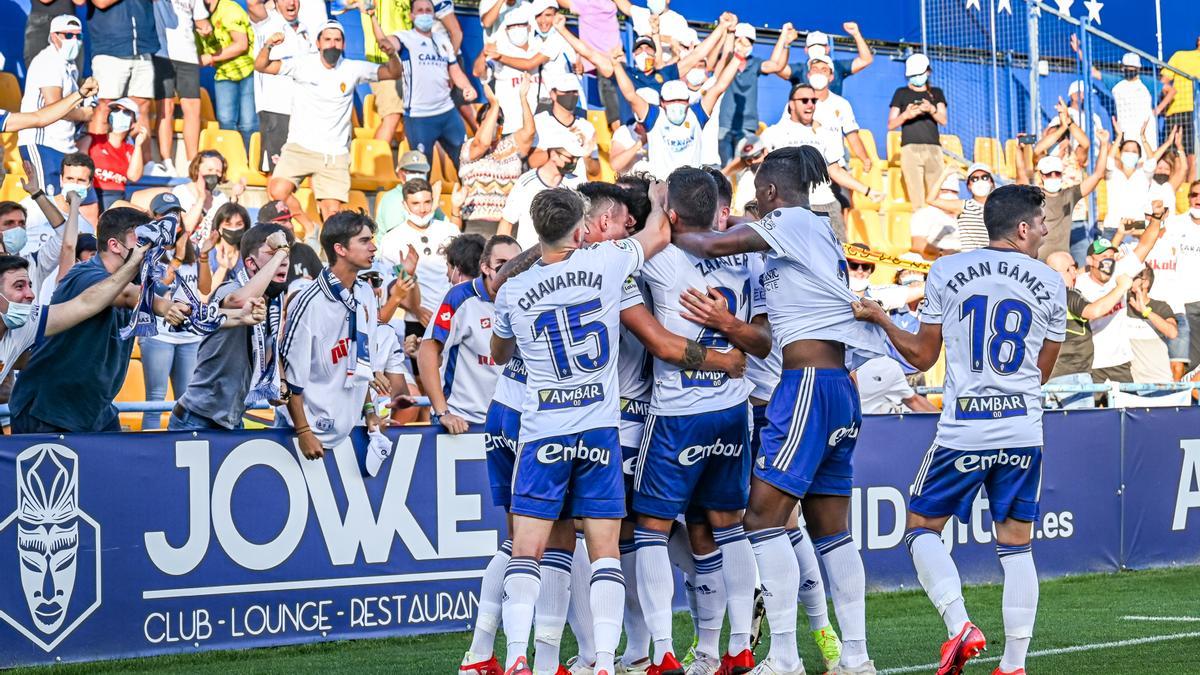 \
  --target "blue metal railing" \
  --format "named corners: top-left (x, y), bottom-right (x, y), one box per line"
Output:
top-left (0, 398), bottom-right (434, 418)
